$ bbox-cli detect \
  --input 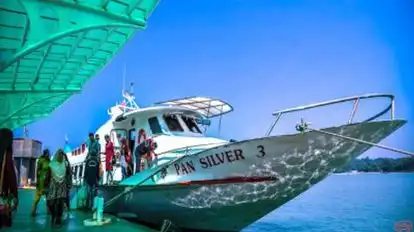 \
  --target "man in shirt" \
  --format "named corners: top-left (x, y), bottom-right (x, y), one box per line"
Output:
top-left (95, 134), bottom-right (101, 156)
top-left (84, 133), bottom-right (100, 208)
top-left (86, 133), bottom-right (99, 161)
